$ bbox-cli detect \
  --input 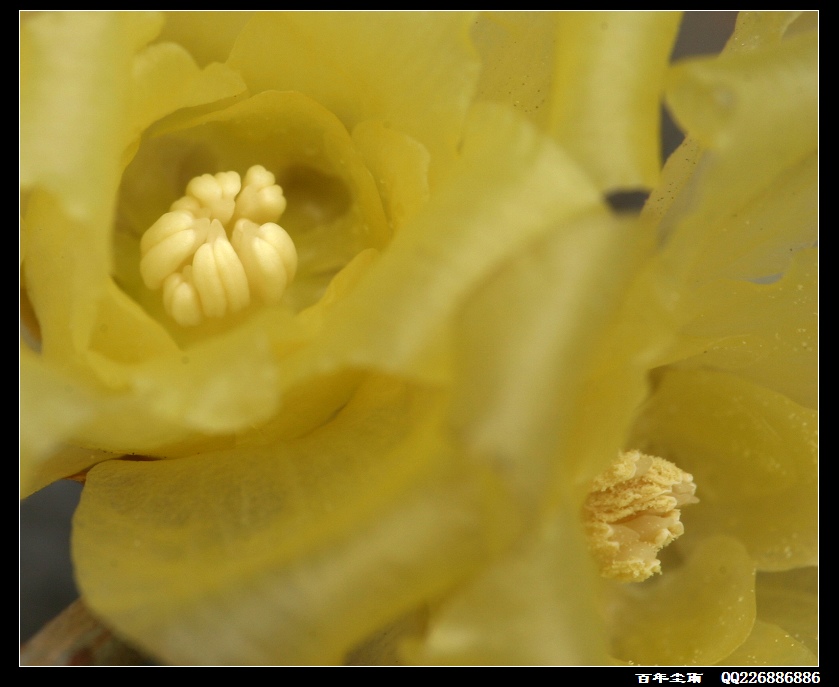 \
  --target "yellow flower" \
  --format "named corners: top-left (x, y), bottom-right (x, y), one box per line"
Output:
top-left (20, 11), bottom-right (817, 665)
